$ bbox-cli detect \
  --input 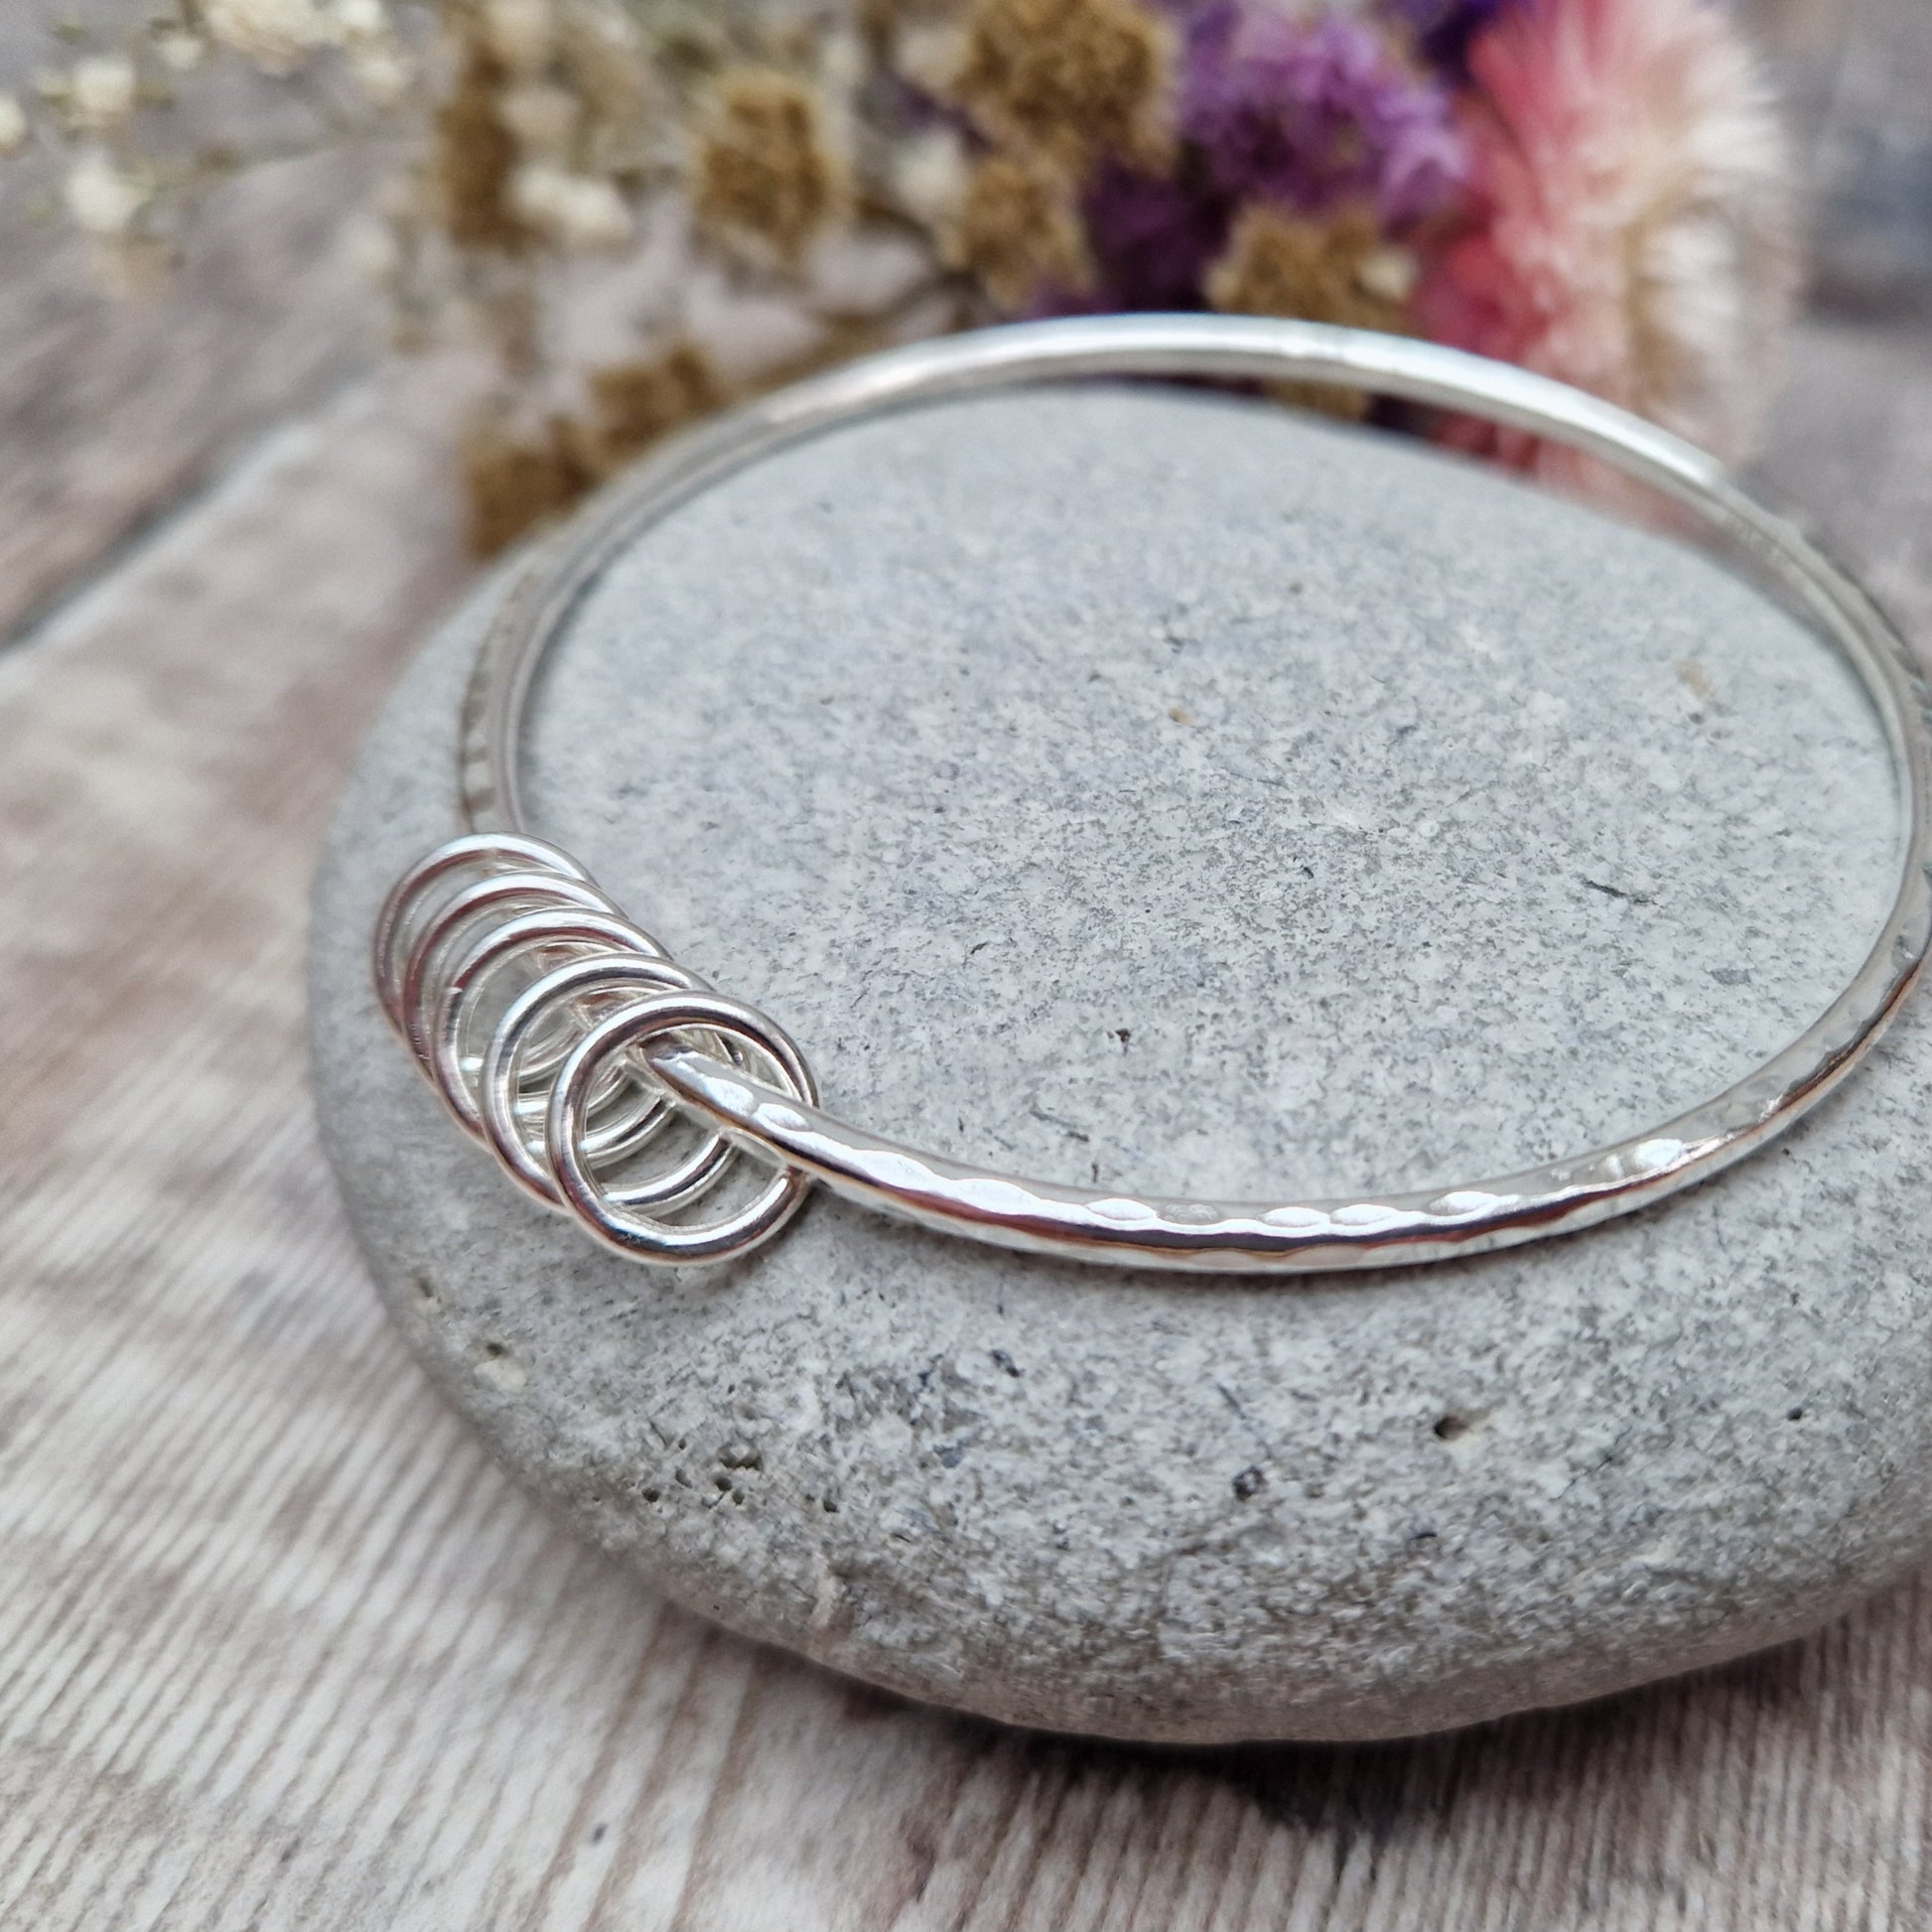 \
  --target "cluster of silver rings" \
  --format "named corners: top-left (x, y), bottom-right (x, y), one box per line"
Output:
top-left (372, 831), bottom-right (820, 1263)
top-left (369, 315), bottom-right (1932, 1276)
